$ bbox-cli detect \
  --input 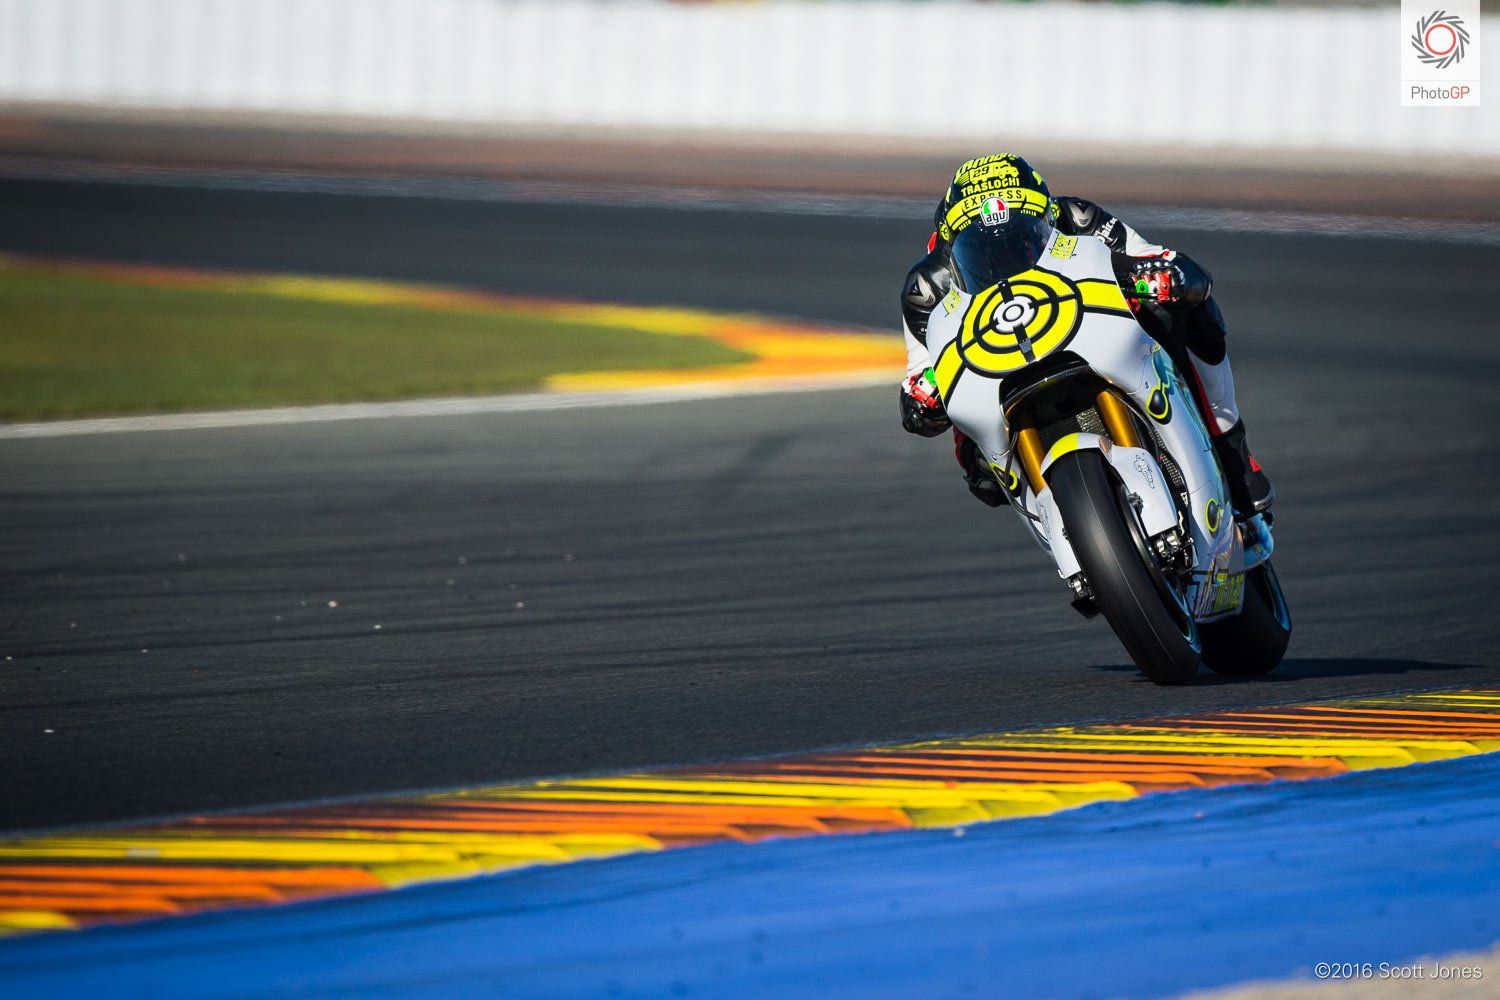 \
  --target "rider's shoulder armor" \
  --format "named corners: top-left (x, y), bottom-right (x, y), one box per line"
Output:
top-left (1055, 195), bottom-right (1127, 253)
top-left (901, 248), bottom-right (955, 345)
